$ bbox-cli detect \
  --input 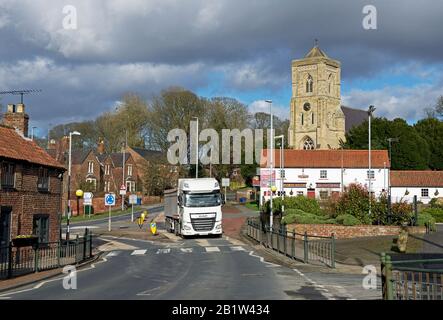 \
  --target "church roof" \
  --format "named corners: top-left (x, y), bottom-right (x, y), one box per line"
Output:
top-left (341, 106), bottom-right (368, 133)
top-left (305, 46), bottom-right (328, 58)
